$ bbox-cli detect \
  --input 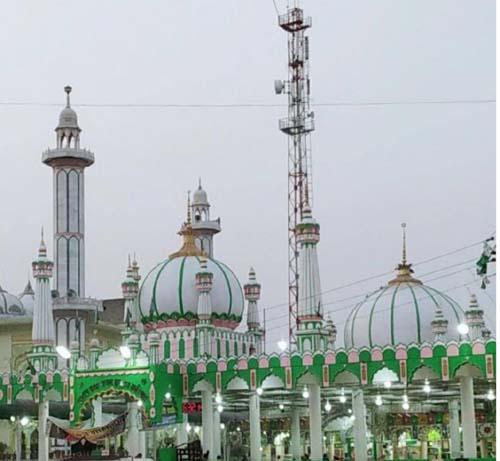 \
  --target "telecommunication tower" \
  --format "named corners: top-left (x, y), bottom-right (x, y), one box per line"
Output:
top-left (275, 2), bottom-right (315, 349)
